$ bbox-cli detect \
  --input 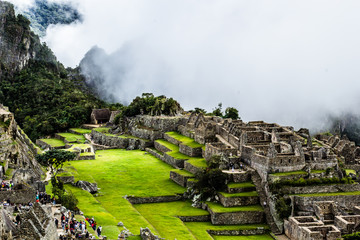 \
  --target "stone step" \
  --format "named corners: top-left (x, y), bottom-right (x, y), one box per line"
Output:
top-left (184, 158), bottom-right (207, 175)
top-left (206, 202), bottom-right (265, 225)
top-left (227, 182), bottom-right (256, 193)
top-left (218, 191), bottom-right (259, 207)
top-left (164, 132), bottom-right (204, 157)
top-left (170, 169), bottom-right (195, 187)
top-left (222, 170), bottom-right (251, 183)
